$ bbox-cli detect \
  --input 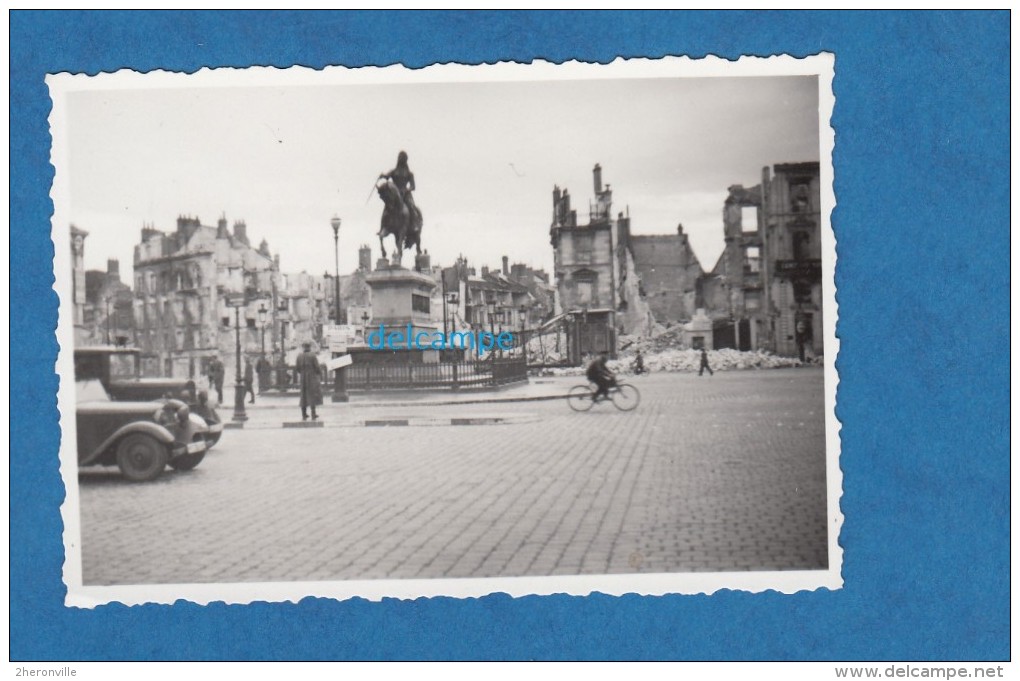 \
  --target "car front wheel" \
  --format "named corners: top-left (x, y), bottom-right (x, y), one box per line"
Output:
top-left (116, 433), bottom-right (169, 482)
